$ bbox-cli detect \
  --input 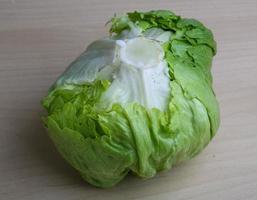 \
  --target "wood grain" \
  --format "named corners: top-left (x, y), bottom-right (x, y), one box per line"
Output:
top-left (1, 0), bottom-right (257, 199)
